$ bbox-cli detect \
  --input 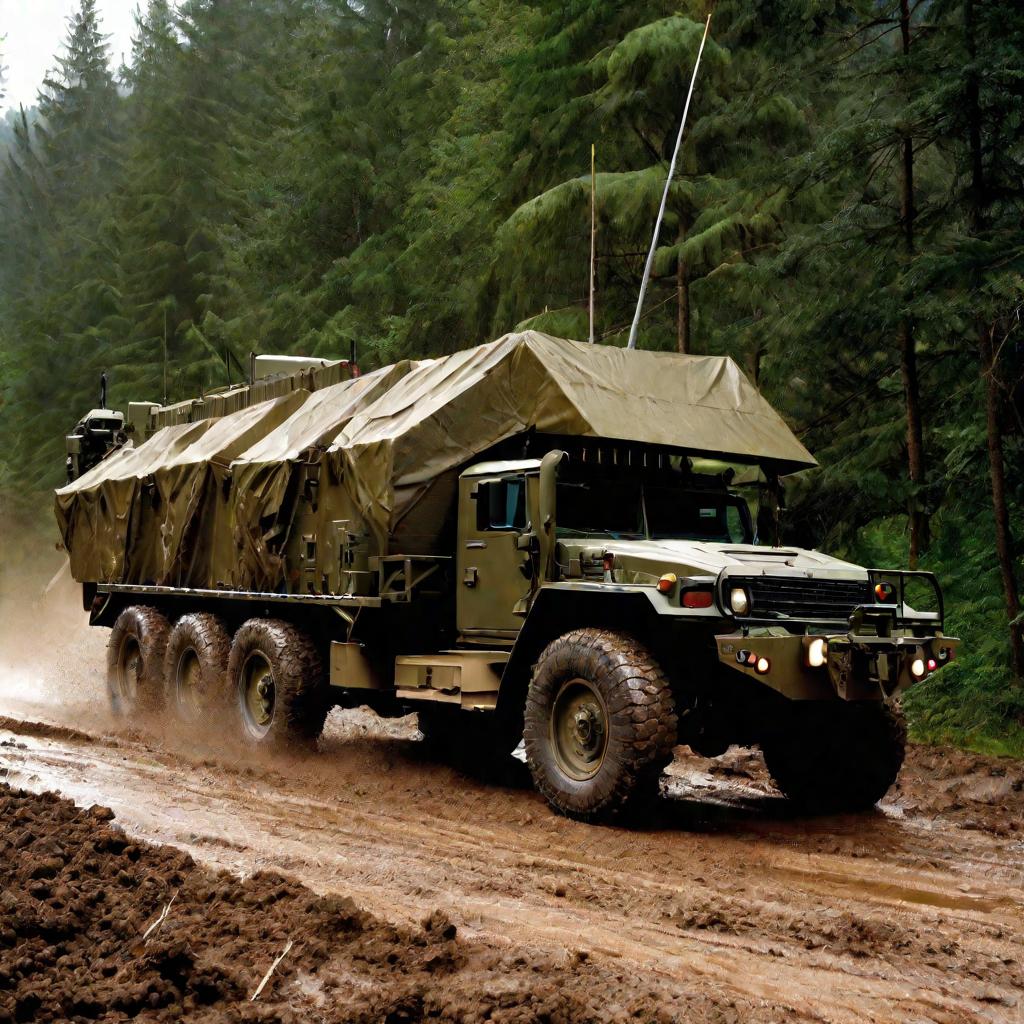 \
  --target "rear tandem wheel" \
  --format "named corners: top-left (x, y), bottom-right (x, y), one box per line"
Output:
top-left (106, 605), bottom-right (171, 718)
top-left (226, 618), bottom-right (329, 749)
top-left (163, 612), bottom-right (232, 723)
